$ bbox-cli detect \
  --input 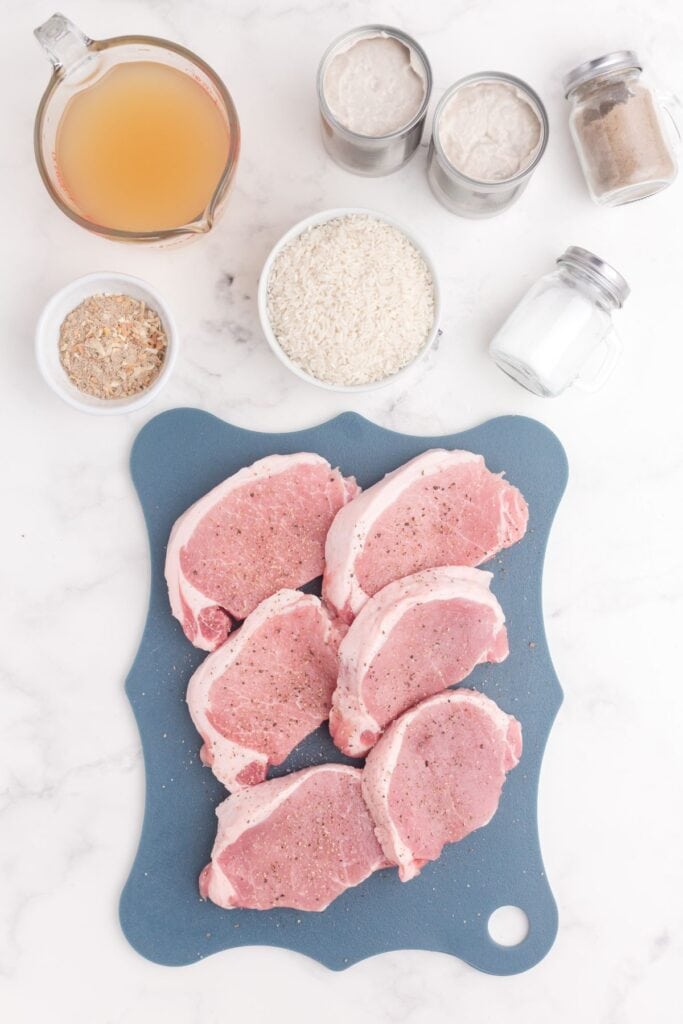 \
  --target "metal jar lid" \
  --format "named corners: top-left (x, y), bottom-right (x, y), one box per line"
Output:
top-left (563, 50), bottom-right (642, 97)
top-left (557, 246), bottom-right (630, 307)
